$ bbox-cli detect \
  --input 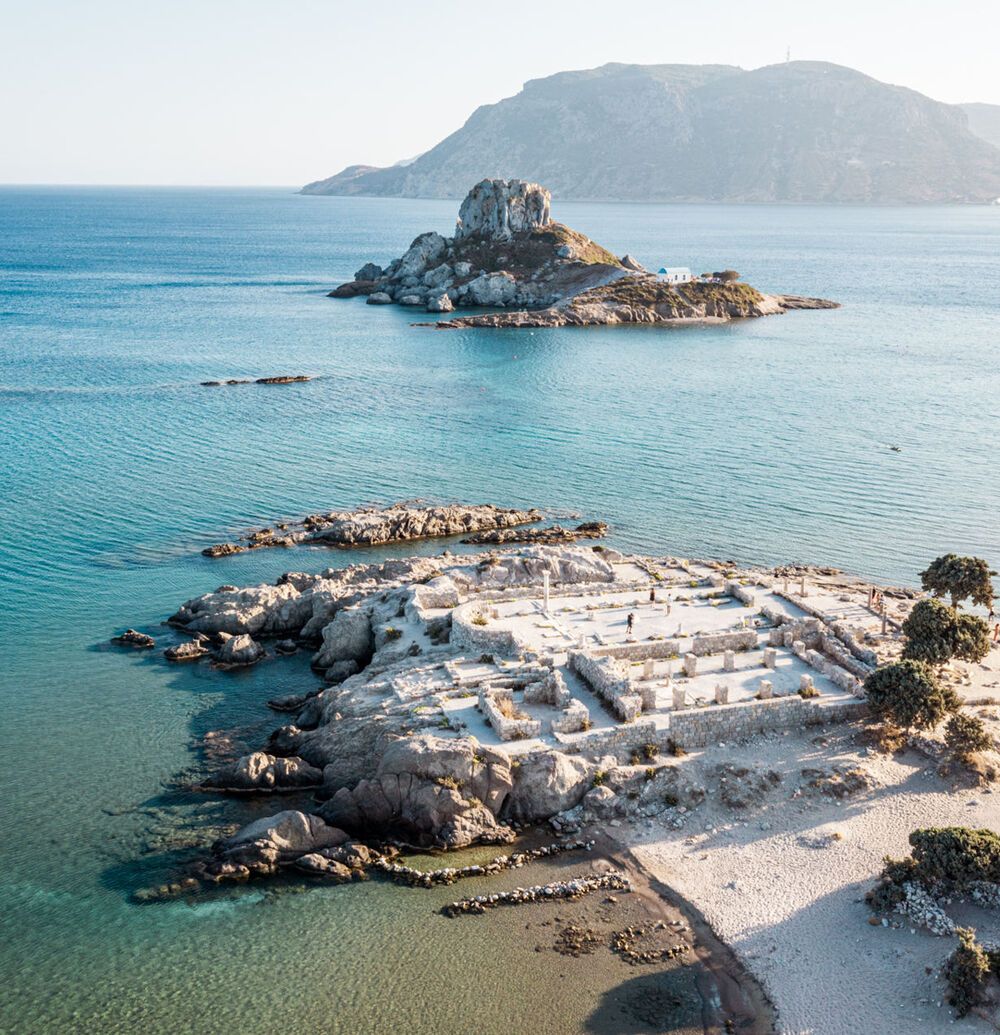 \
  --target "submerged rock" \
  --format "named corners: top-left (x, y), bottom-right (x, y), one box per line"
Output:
top-left (111, 628), bottom-right (156, 649)
top-left (217, 810), bottom-right (348, 866)
top-left (164, 640), bottom-right (209, 662)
